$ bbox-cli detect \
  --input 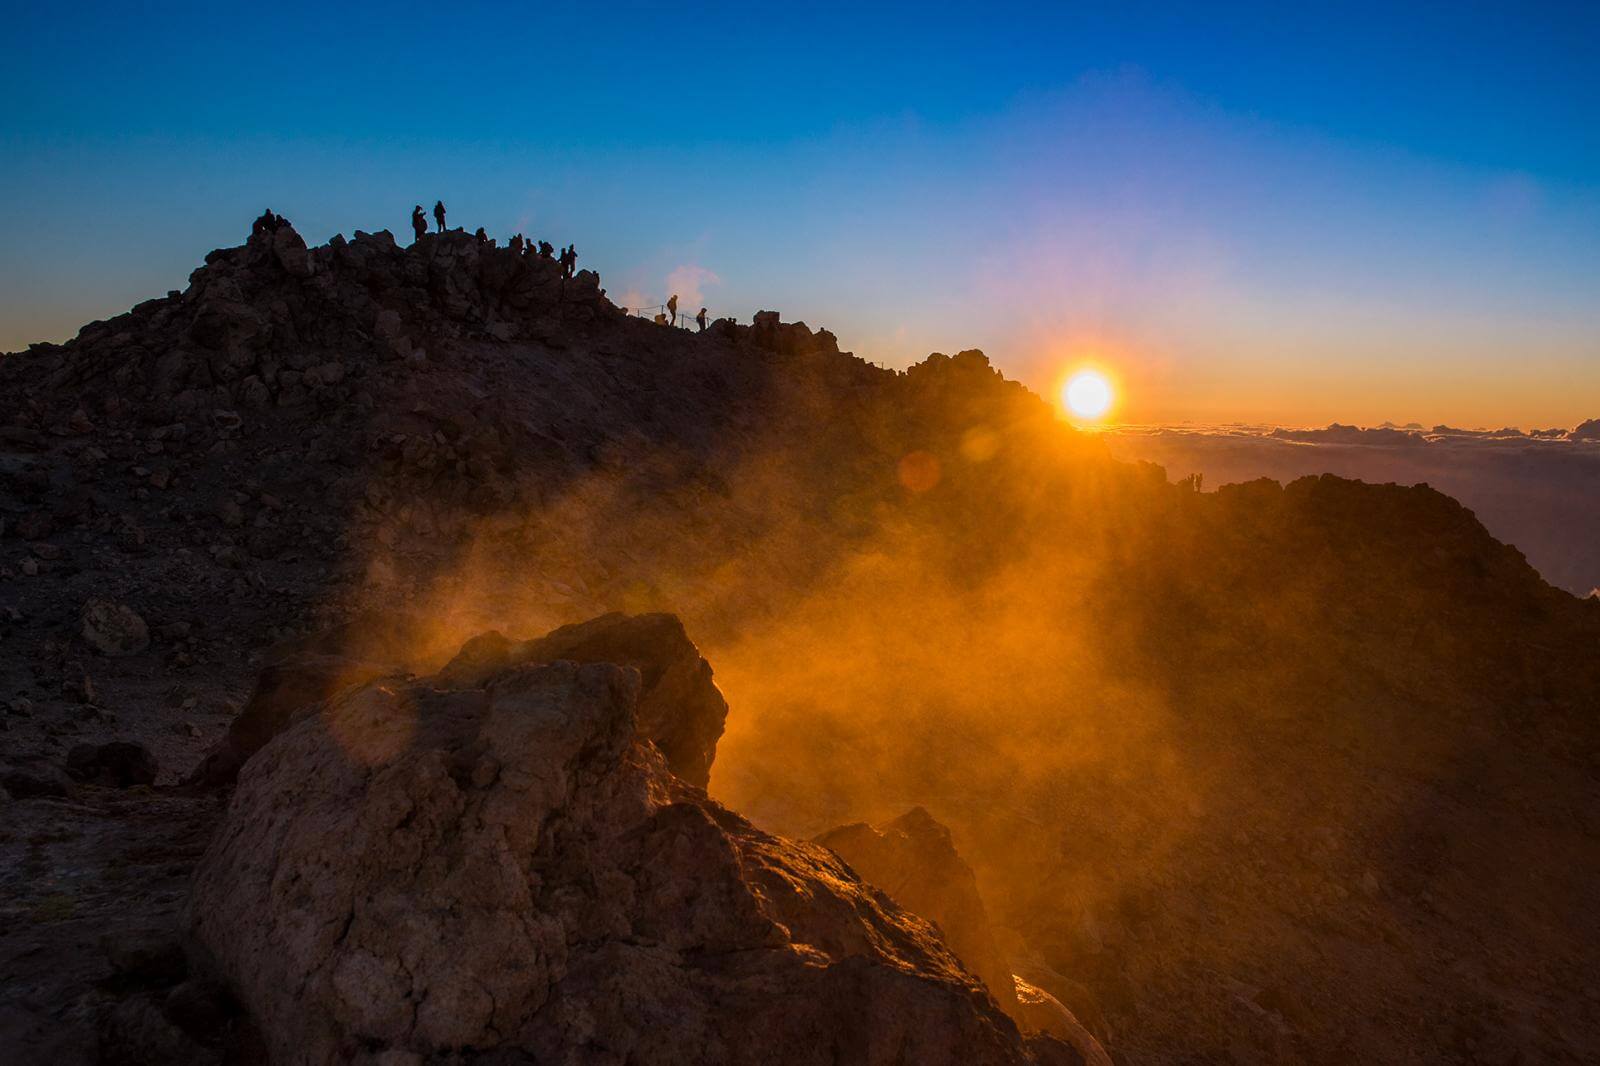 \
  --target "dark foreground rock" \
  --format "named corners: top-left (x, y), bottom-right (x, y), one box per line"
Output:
top-left (188, 651), bottom-right (1076, 1065)
top-left (65, 740), bottom-right (159, 788)
top-left (184, 648), bottom-right (405, 787)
